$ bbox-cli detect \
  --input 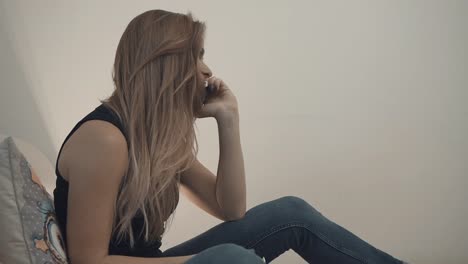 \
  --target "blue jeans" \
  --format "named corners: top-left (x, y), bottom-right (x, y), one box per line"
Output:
top-left (159, 195), bottom-right (406, 264)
